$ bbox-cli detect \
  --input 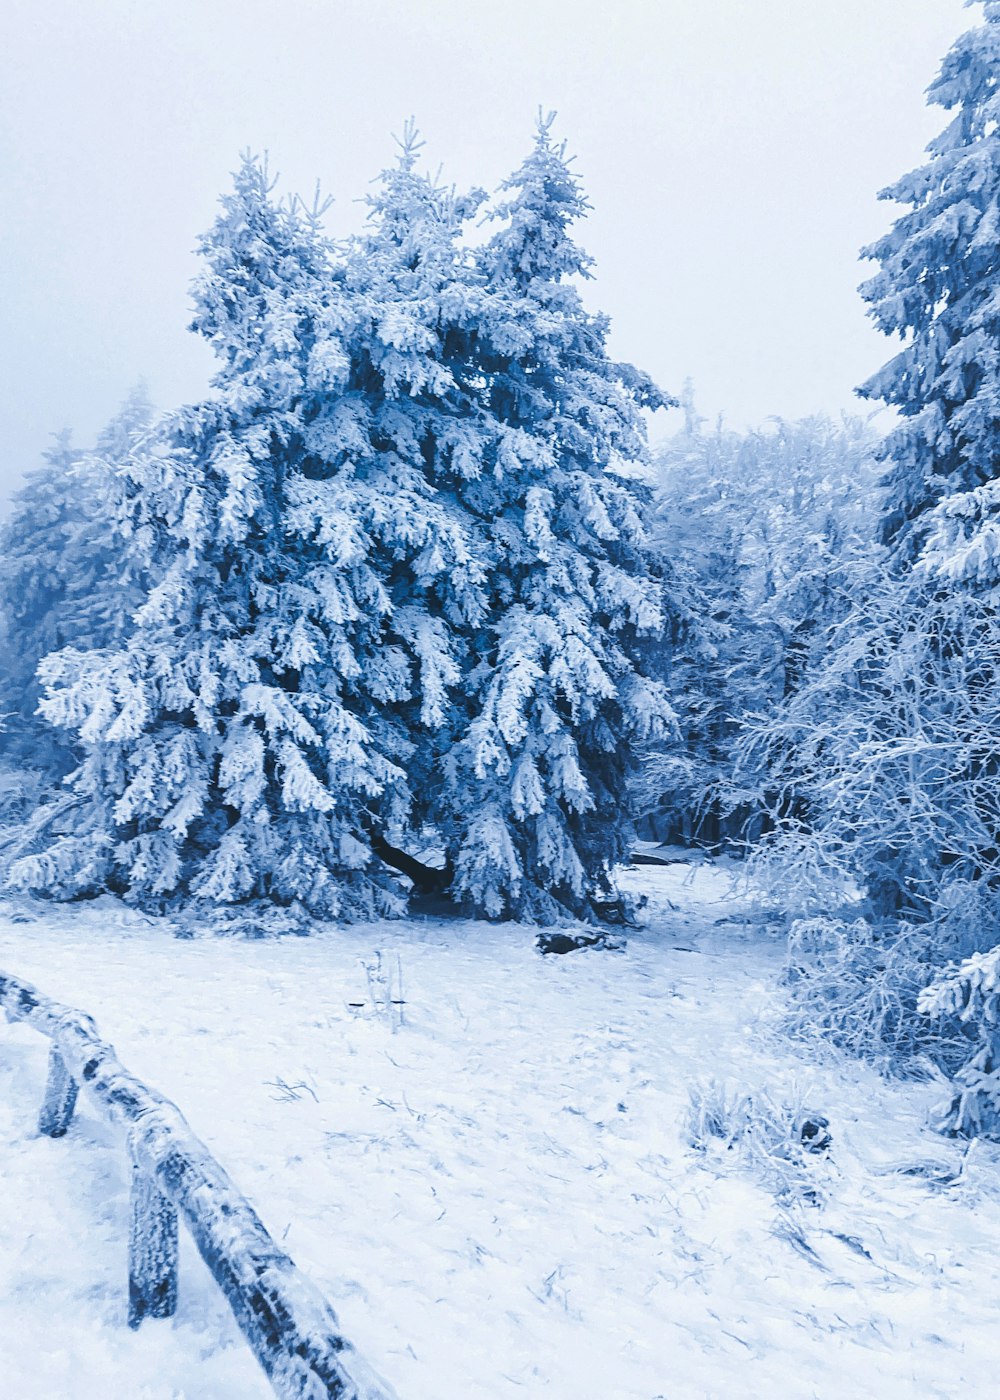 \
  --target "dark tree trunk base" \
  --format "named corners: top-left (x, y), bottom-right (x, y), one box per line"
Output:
top-left (369, 832), bottom-right (452, 897)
